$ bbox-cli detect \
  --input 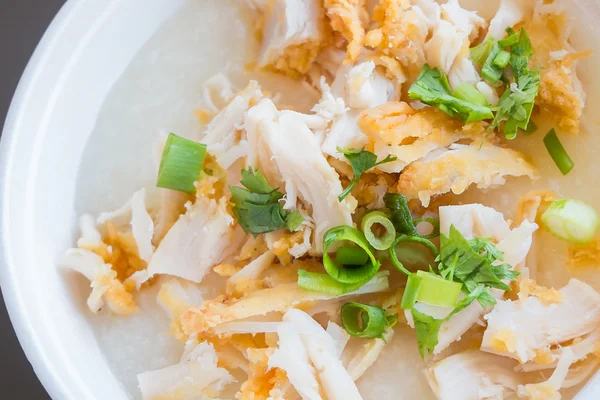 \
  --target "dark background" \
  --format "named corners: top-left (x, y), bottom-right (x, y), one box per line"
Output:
top-left (1, 1), bottom-right (65, 398)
